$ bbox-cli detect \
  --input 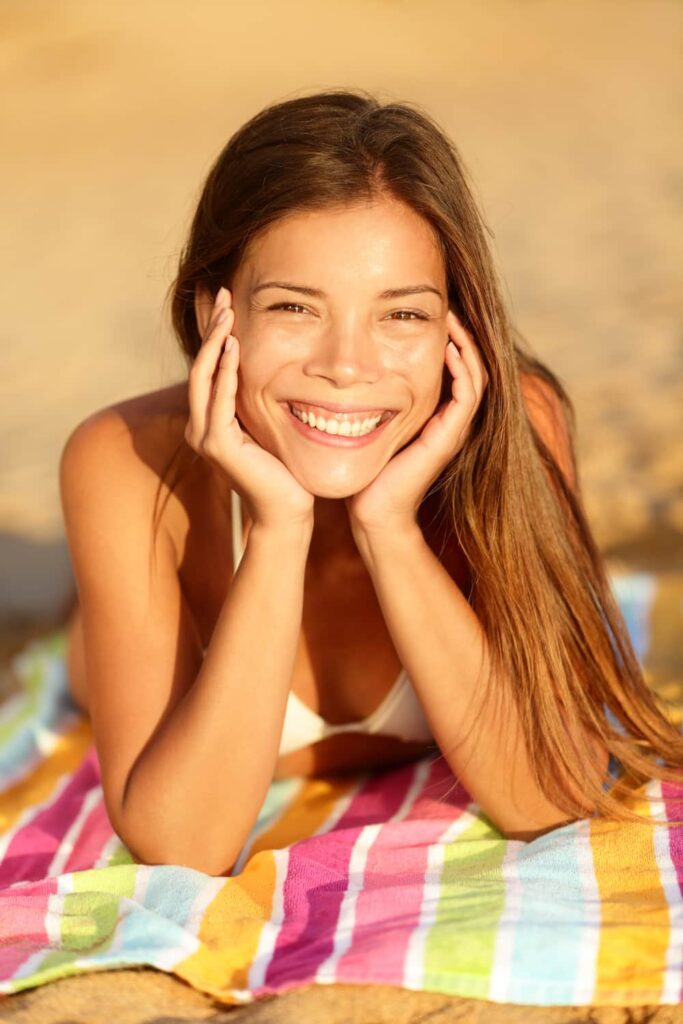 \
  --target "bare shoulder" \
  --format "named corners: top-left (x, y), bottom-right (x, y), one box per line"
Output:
top-left (59, 382), bottom-right (202, 557)
top-left (61, 382), bottom-right (189, 466)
